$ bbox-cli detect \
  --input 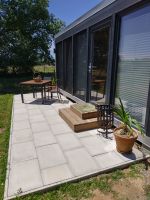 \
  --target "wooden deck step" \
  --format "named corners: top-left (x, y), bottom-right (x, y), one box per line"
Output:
top-left (70, 103), bottom-right (97, 119)
top-left (59, 107), bottom-right (99, 132)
